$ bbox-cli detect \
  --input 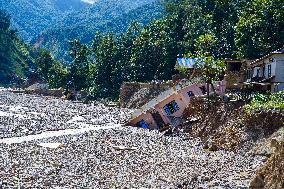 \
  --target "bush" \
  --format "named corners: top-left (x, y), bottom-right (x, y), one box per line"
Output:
top-left (244, 91), bottom-right (284, 113)
top-left (243, 91), bottom-right (284, 132)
